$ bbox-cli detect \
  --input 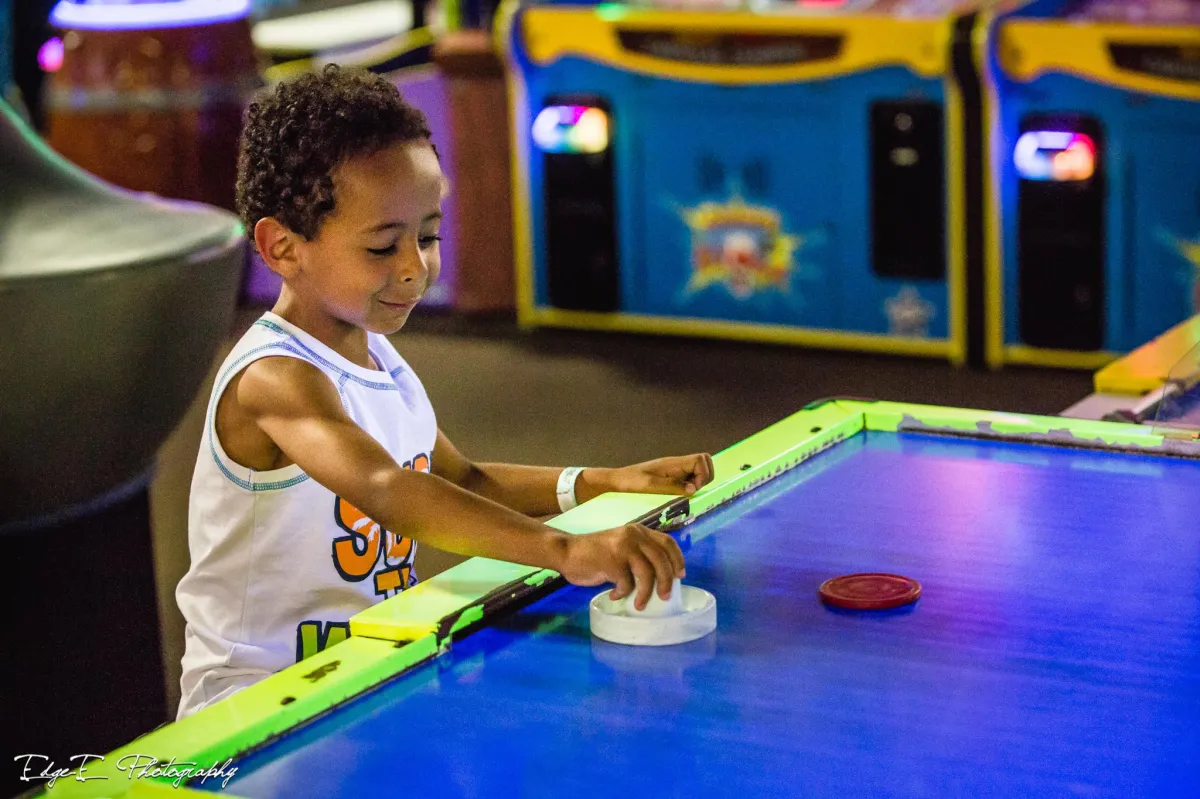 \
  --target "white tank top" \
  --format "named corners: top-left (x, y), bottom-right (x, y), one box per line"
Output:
top-left (175, 312), bottom-right (437, 719)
